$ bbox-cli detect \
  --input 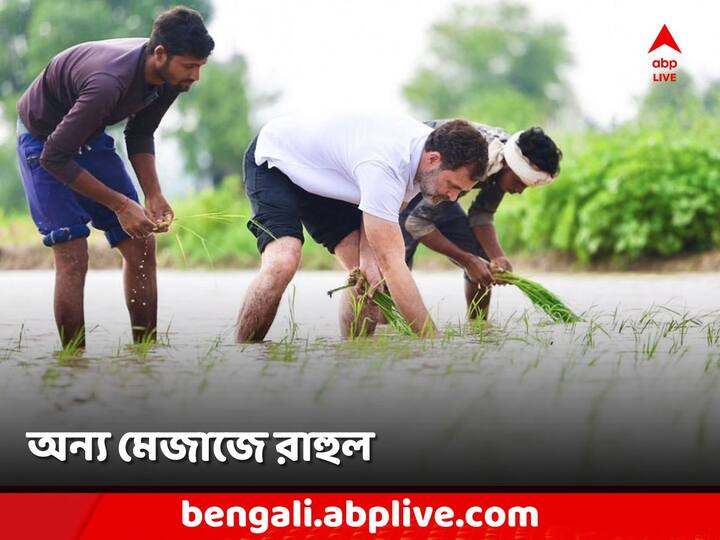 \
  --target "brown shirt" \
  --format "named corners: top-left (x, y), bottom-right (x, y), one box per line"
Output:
top-left (17, 38), bottom-right (179, 183)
